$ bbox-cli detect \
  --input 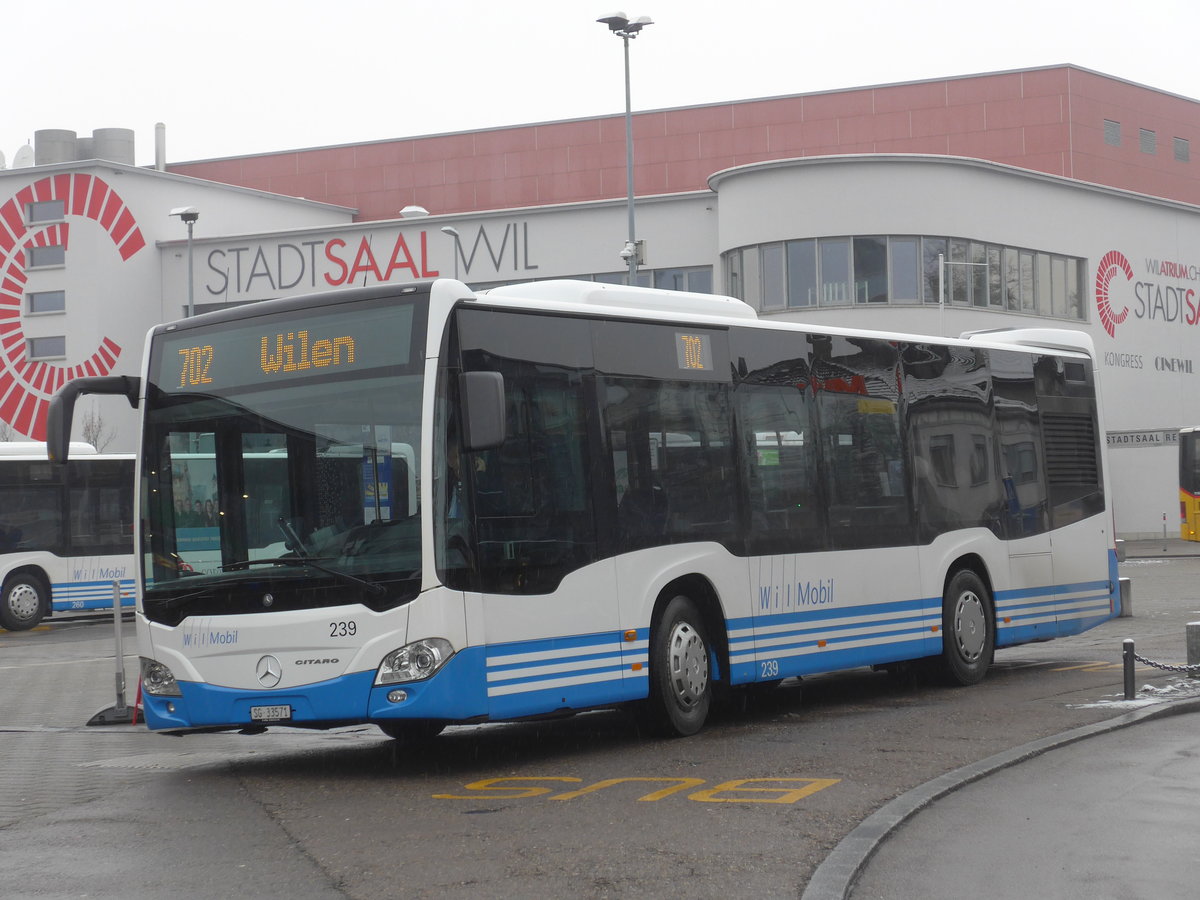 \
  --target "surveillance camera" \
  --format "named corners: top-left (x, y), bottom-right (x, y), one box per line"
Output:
top-left (619, 242), bottom-right (636, 260)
